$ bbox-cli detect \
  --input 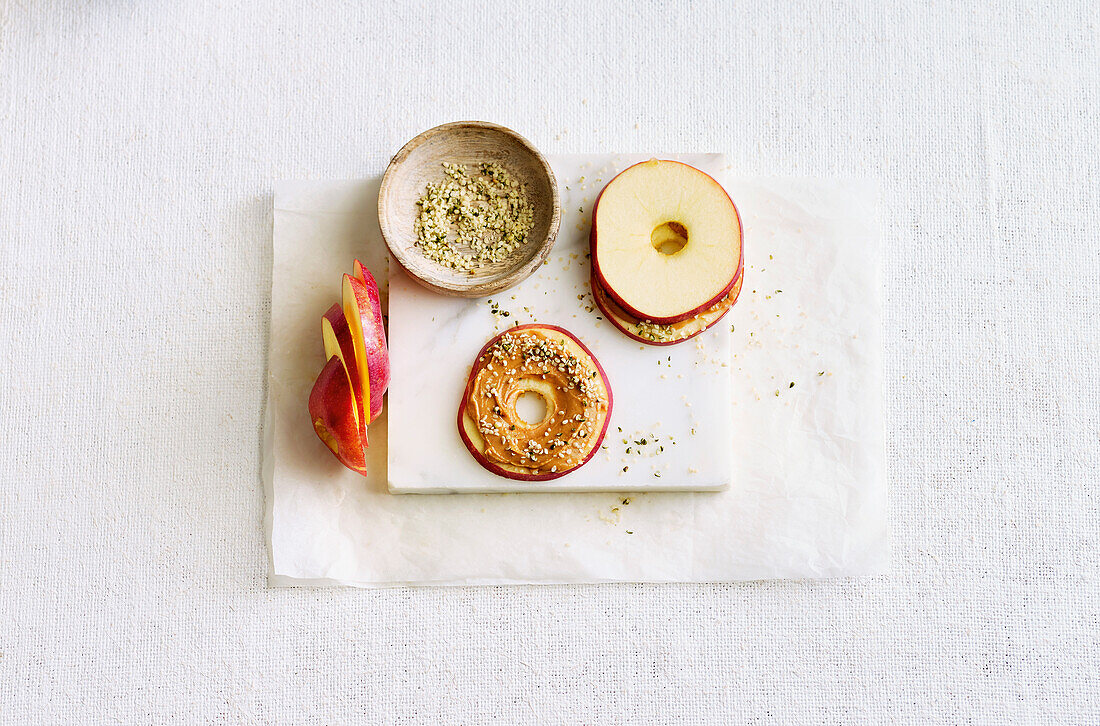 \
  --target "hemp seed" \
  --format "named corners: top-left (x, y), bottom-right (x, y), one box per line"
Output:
top-left (413, 162), bottom-right (534, 273)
